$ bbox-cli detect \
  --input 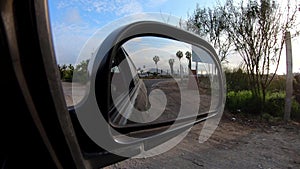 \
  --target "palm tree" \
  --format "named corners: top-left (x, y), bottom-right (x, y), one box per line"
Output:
top-left (153, 55), bottom-right (160, 74)
top-left (176, 50), bottom-right (183, 80)
top-left (176, 50), bottom-right (183, 62)
top-left (168, 58), bottom-right (175, 75)
top-left (185, 51), bottom-right (192, 71)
